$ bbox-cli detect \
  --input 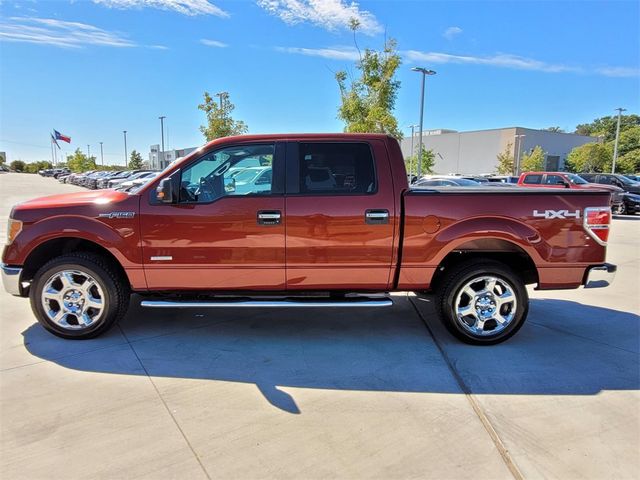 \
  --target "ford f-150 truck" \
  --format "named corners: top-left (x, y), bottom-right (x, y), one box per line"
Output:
top-left (2, 134), bottom-right (616, 344)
